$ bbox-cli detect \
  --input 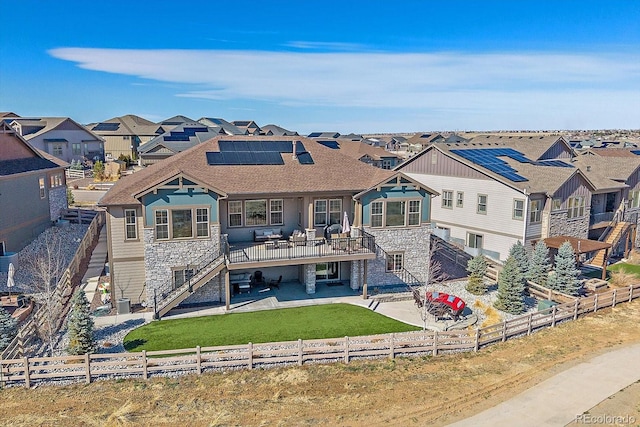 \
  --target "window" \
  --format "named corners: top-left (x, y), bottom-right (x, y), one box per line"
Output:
top-left (155, 210), bottom-right (169, 240)
top-left (314, 200), bottom-right (327, 226)
top-left (172, 209), bottom-right (193, 238)
top-left (270, 199), bottom-right (283, 225)
top-left (630, 190), bottom-right (640, 209)
top-left (39, 177), bottom-right (45, 198)
top-left (408, 200), bottom-right (421, 226)
top-left (228, 201), bottom-right (243, 227)
top-left (49, 173), bottom-right (63, 188)
top-left (386, 252), bottom-right (404, 272)
top-left (123, 135), bottom-right (130, 140)
top-left (567, 196), bottom-right (585, 219)
top-left (477, 194), bottom-right (487, 214)
top-left (72, 143), bottom-right (81, 155)
top-left (467, 233), bottom-right (483, 249)
top-left (196, 208), bottom-right (209, 237)
top-left (371, 201), bottom-right (383, 227)
top-left (382, 159), bottom-right (392, 169)
top-left (513, 199), bottom-right (524, 220)
top-left (552, 198), bottom-right (562, 211)
top-left (386, 201), bottom-right (406, 226)
top-left (173, 268), bottom-right (194, 290)
top-left (314, 199), bottom-right (342, 226)
top-left (442, 190), bottom-right (453, 209)
top-left (316, 262), bottom-right (339, 281)
top-left (125, 209), bottom-right (137, 240)
top-left (456, 192), bottom-right (464, 208)
top-left (529, 200), bottom-right (542, 223)
top-left (52, 144), bottom-right (63, 156)
top-left (369, 200), bottom-right (421, 227)
top-left (245, 200), bottom-right (267, 226)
